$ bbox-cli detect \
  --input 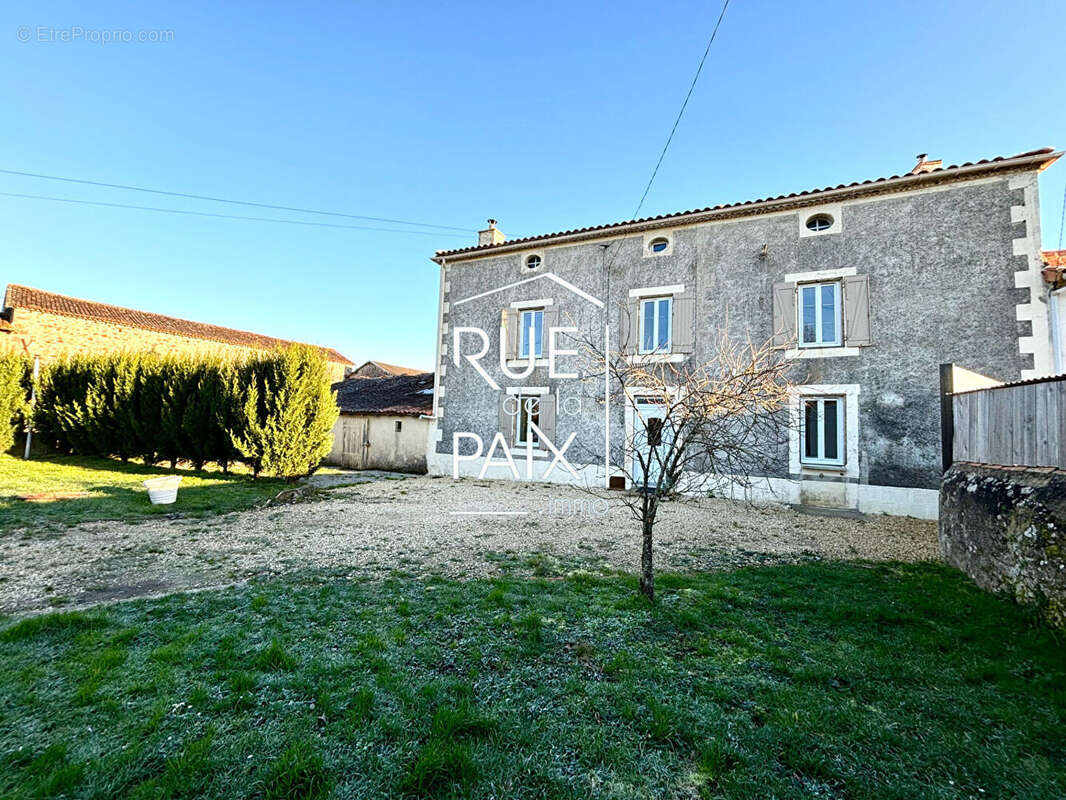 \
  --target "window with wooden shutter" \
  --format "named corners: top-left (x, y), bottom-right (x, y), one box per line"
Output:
top-left (514, 395), bottom-right (540, 447)
top-left (772, 281), bottom-right (797, 347)
top-left (797, 281), bottom-right (842, 347)
top-left (638, 297), bottom-right (672, 354)
top-left (518, 308), bottom-right (544, 359)
top-left (843, 274), bottom-right (872, 346)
